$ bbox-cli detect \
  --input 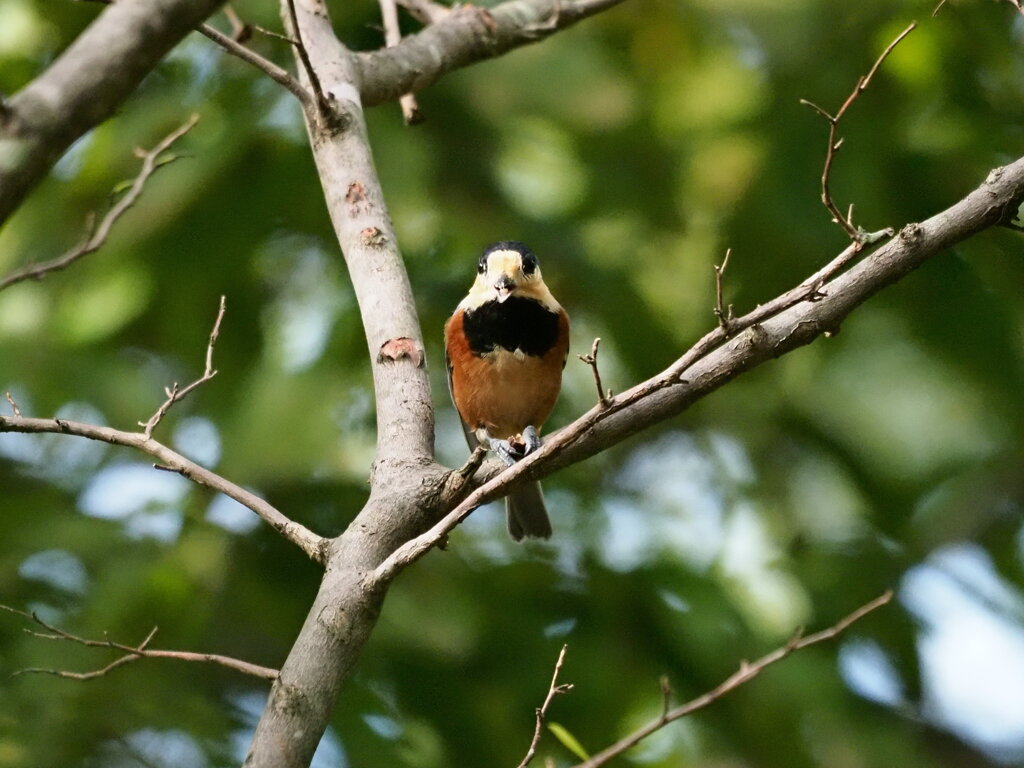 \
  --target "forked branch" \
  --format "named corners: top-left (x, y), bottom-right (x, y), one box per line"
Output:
top-left (140, 295), bottom-right (226, 437)
top-left (516, 644), bottom-right (574, 768)
top-left (572, 591), bottom-right (893, 767)
top-left (800, 23), bottom-right (916, 241)
top-left (1, 604), bottom-right (278, 681)
top-left (0, 115), bottom-right (199, 294)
